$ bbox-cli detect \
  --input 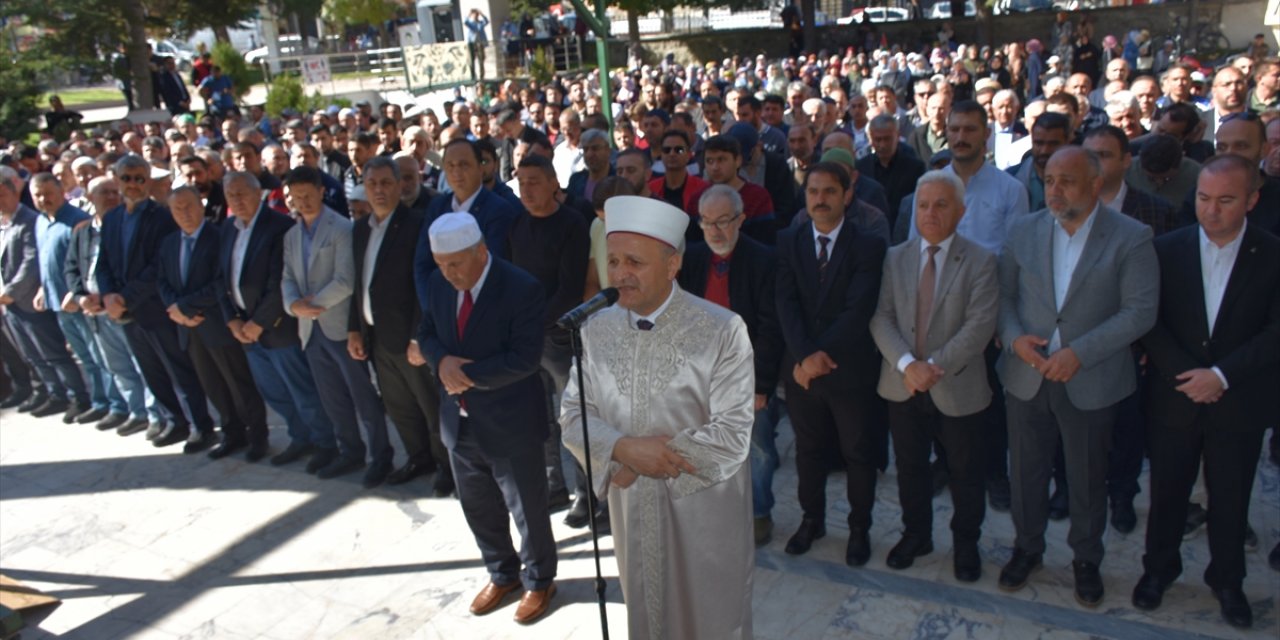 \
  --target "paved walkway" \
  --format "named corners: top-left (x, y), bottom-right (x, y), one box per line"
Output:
top-left (0, 404), bottom-right (1275, 639)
